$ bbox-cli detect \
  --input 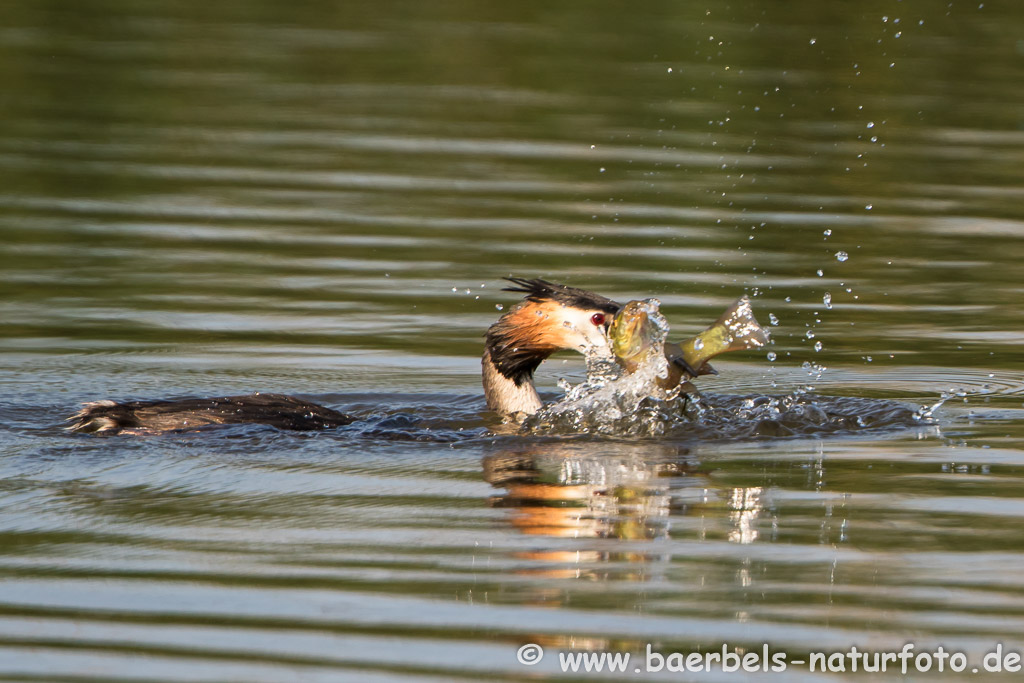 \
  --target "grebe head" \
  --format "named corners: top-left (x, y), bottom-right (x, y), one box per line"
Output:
top-left (485, 277), bottom-right (622, 386)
